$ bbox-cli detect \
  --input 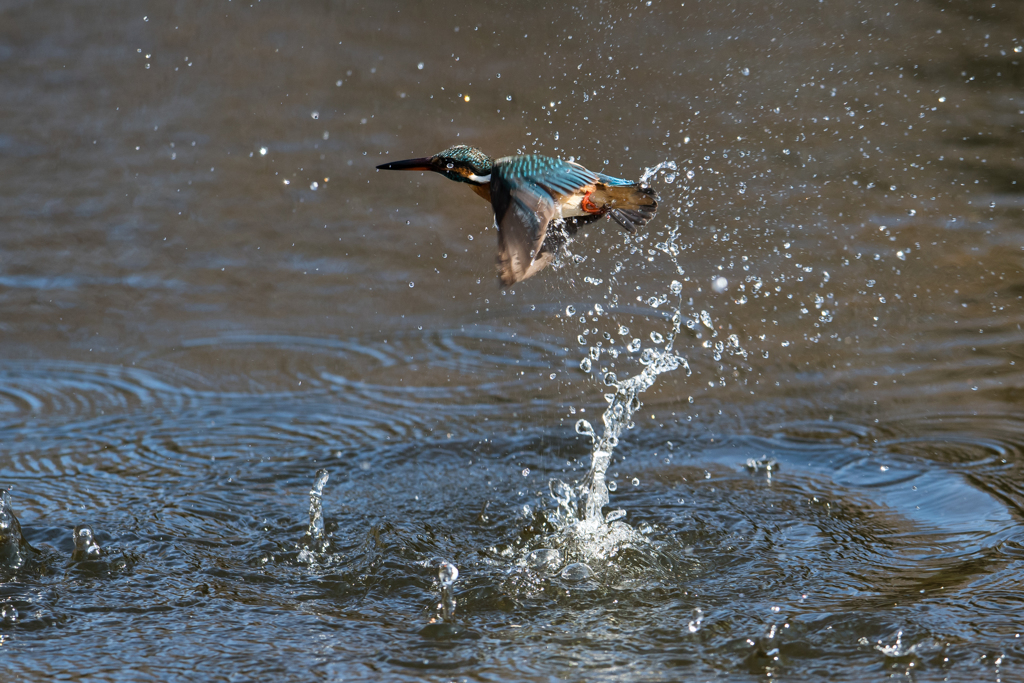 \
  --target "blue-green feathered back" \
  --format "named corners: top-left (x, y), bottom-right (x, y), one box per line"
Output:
top-left (495, 154), bottom-right (635, 195)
